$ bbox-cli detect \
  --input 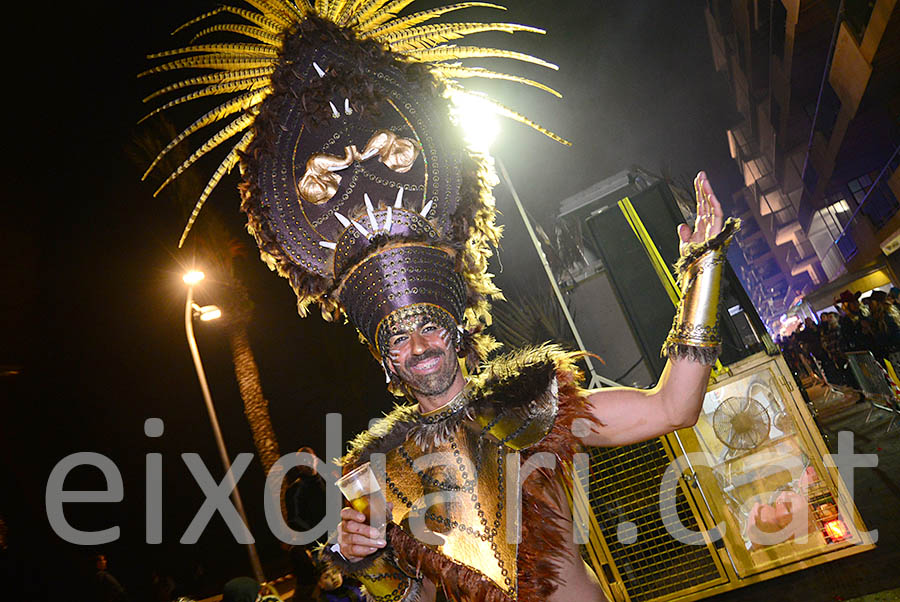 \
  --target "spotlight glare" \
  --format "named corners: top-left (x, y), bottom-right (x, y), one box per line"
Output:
top-left (450, 91), bottom-right (500, 152)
